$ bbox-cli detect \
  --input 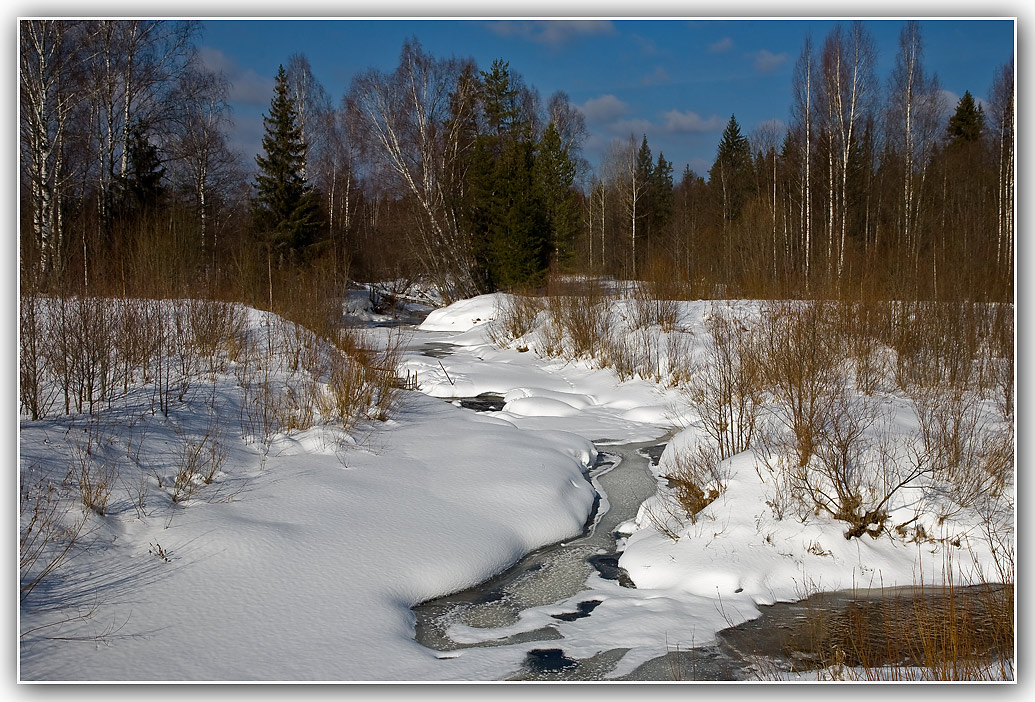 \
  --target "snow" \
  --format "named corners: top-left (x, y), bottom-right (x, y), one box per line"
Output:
top-left (18, 291), bottom-right (1013, 682)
